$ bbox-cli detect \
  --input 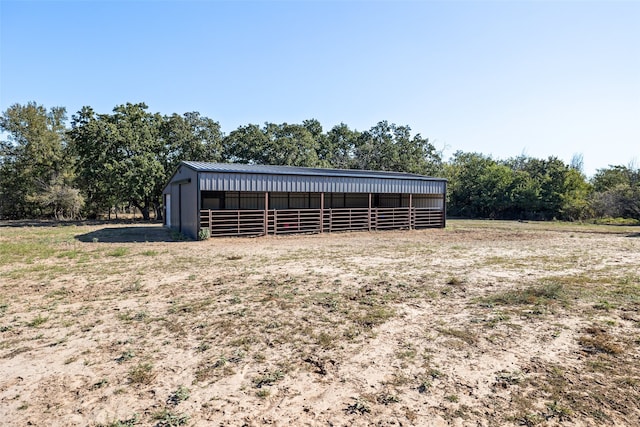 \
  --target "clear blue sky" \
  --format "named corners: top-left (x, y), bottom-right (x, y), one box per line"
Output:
top-left (1, 0), bottom-right (638, 177)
